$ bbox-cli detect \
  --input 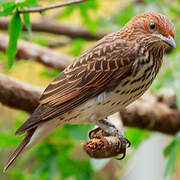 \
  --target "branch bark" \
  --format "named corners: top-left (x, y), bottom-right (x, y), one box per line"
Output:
top-left (0, 73), bottom-right (42, 113)
top-left (0, 72), bottom-right (179, 135)
top-left (0, 18), bottom-right (106, 40)
top-left (0, 33), bottom-right (73, 70)
top-left (121, 90), bottom-right (180, 135)
top-left (83, 136), bottom-right (123, 158)
top-left (18, 0), bottom-right (87, 14)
